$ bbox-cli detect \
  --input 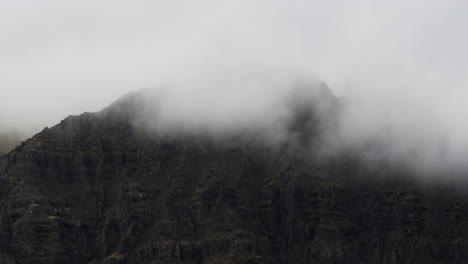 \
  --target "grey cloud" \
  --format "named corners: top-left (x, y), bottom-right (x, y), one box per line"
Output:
top-left (1, 0), bottom-right (468, 172)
